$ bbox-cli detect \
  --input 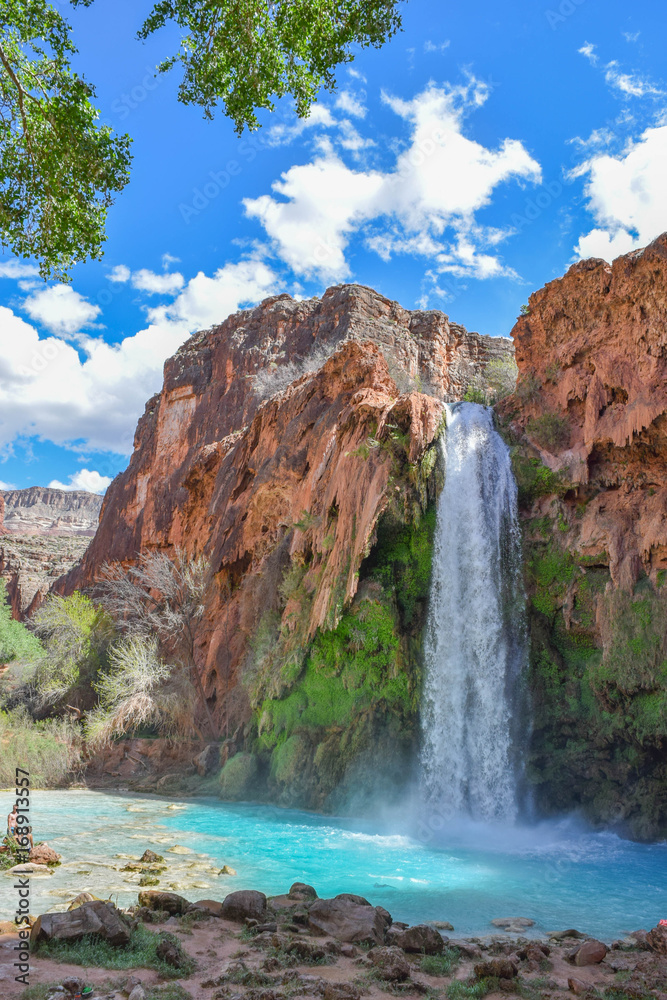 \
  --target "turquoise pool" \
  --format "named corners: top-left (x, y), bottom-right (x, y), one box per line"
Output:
top-left (1, 790), bottom-right (665, 940)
